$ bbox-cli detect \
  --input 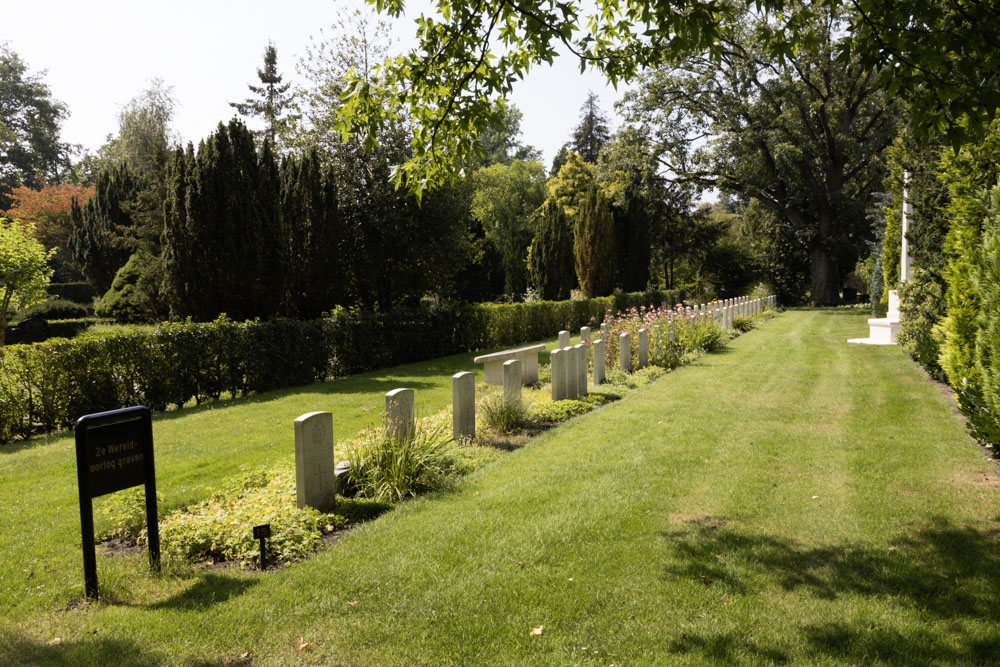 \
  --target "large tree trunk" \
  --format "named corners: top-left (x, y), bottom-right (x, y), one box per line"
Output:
top-left (810, 241), bottom-right (840, 305)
